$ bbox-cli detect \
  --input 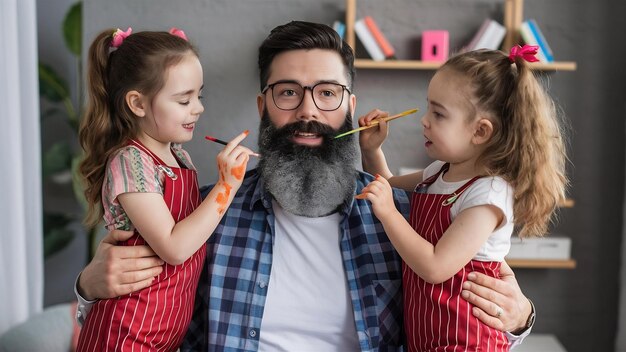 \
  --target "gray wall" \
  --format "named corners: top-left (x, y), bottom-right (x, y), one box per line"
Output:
top-left (40, 0), bottom-right (625, 351)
